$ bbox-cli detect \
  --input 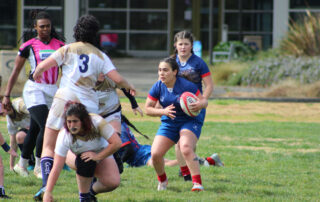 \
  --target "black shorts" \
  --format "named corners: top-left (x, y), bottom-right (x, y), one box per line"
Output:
top-left (75, 153), bottom-right (97, 178)
top-left (18, 128), bottom-right (29, 134)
